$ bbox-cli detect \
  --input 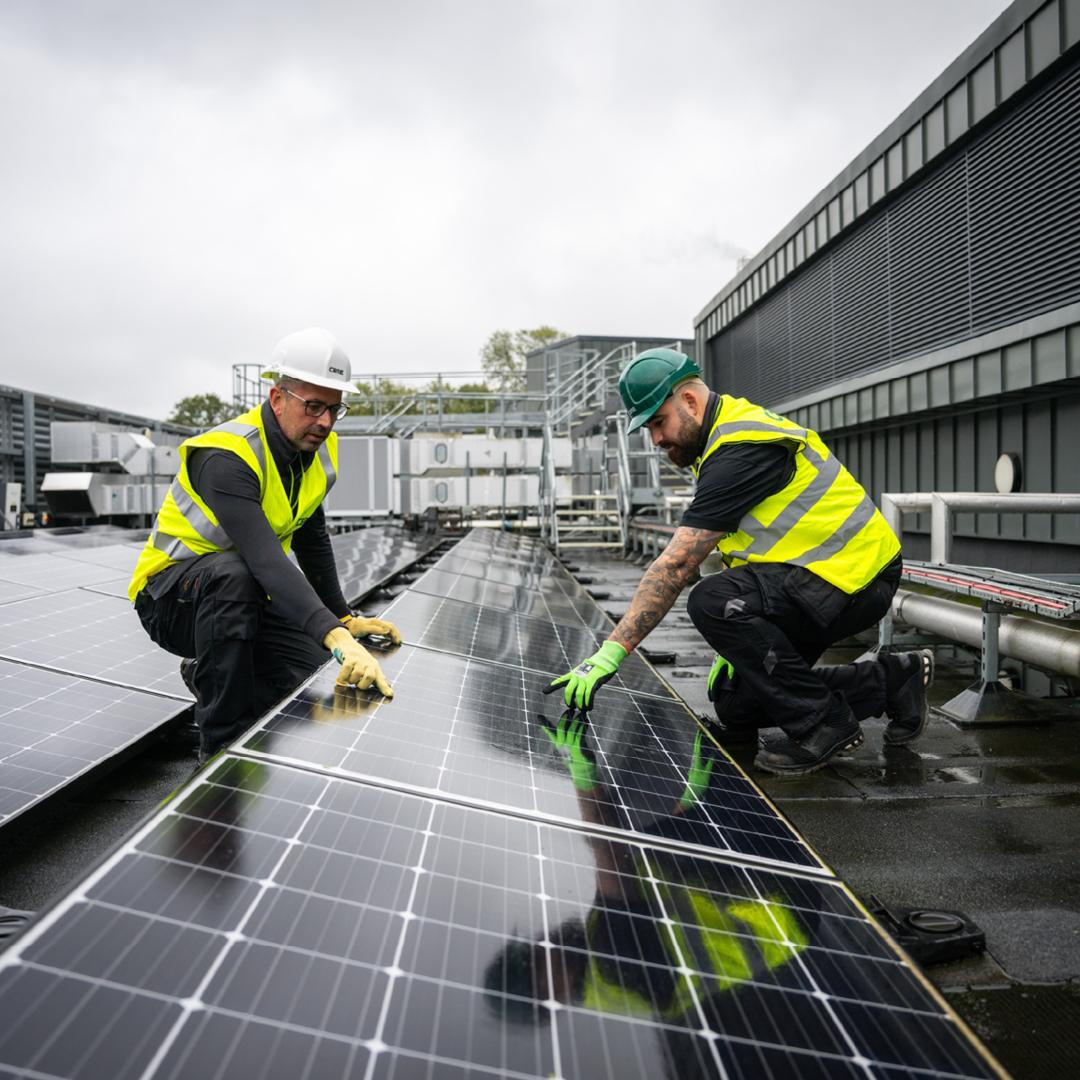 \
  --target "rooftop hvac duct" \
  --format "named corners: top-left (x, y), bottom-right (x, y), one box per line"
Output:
top-left (49, 422), bottom-right (180, 476)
